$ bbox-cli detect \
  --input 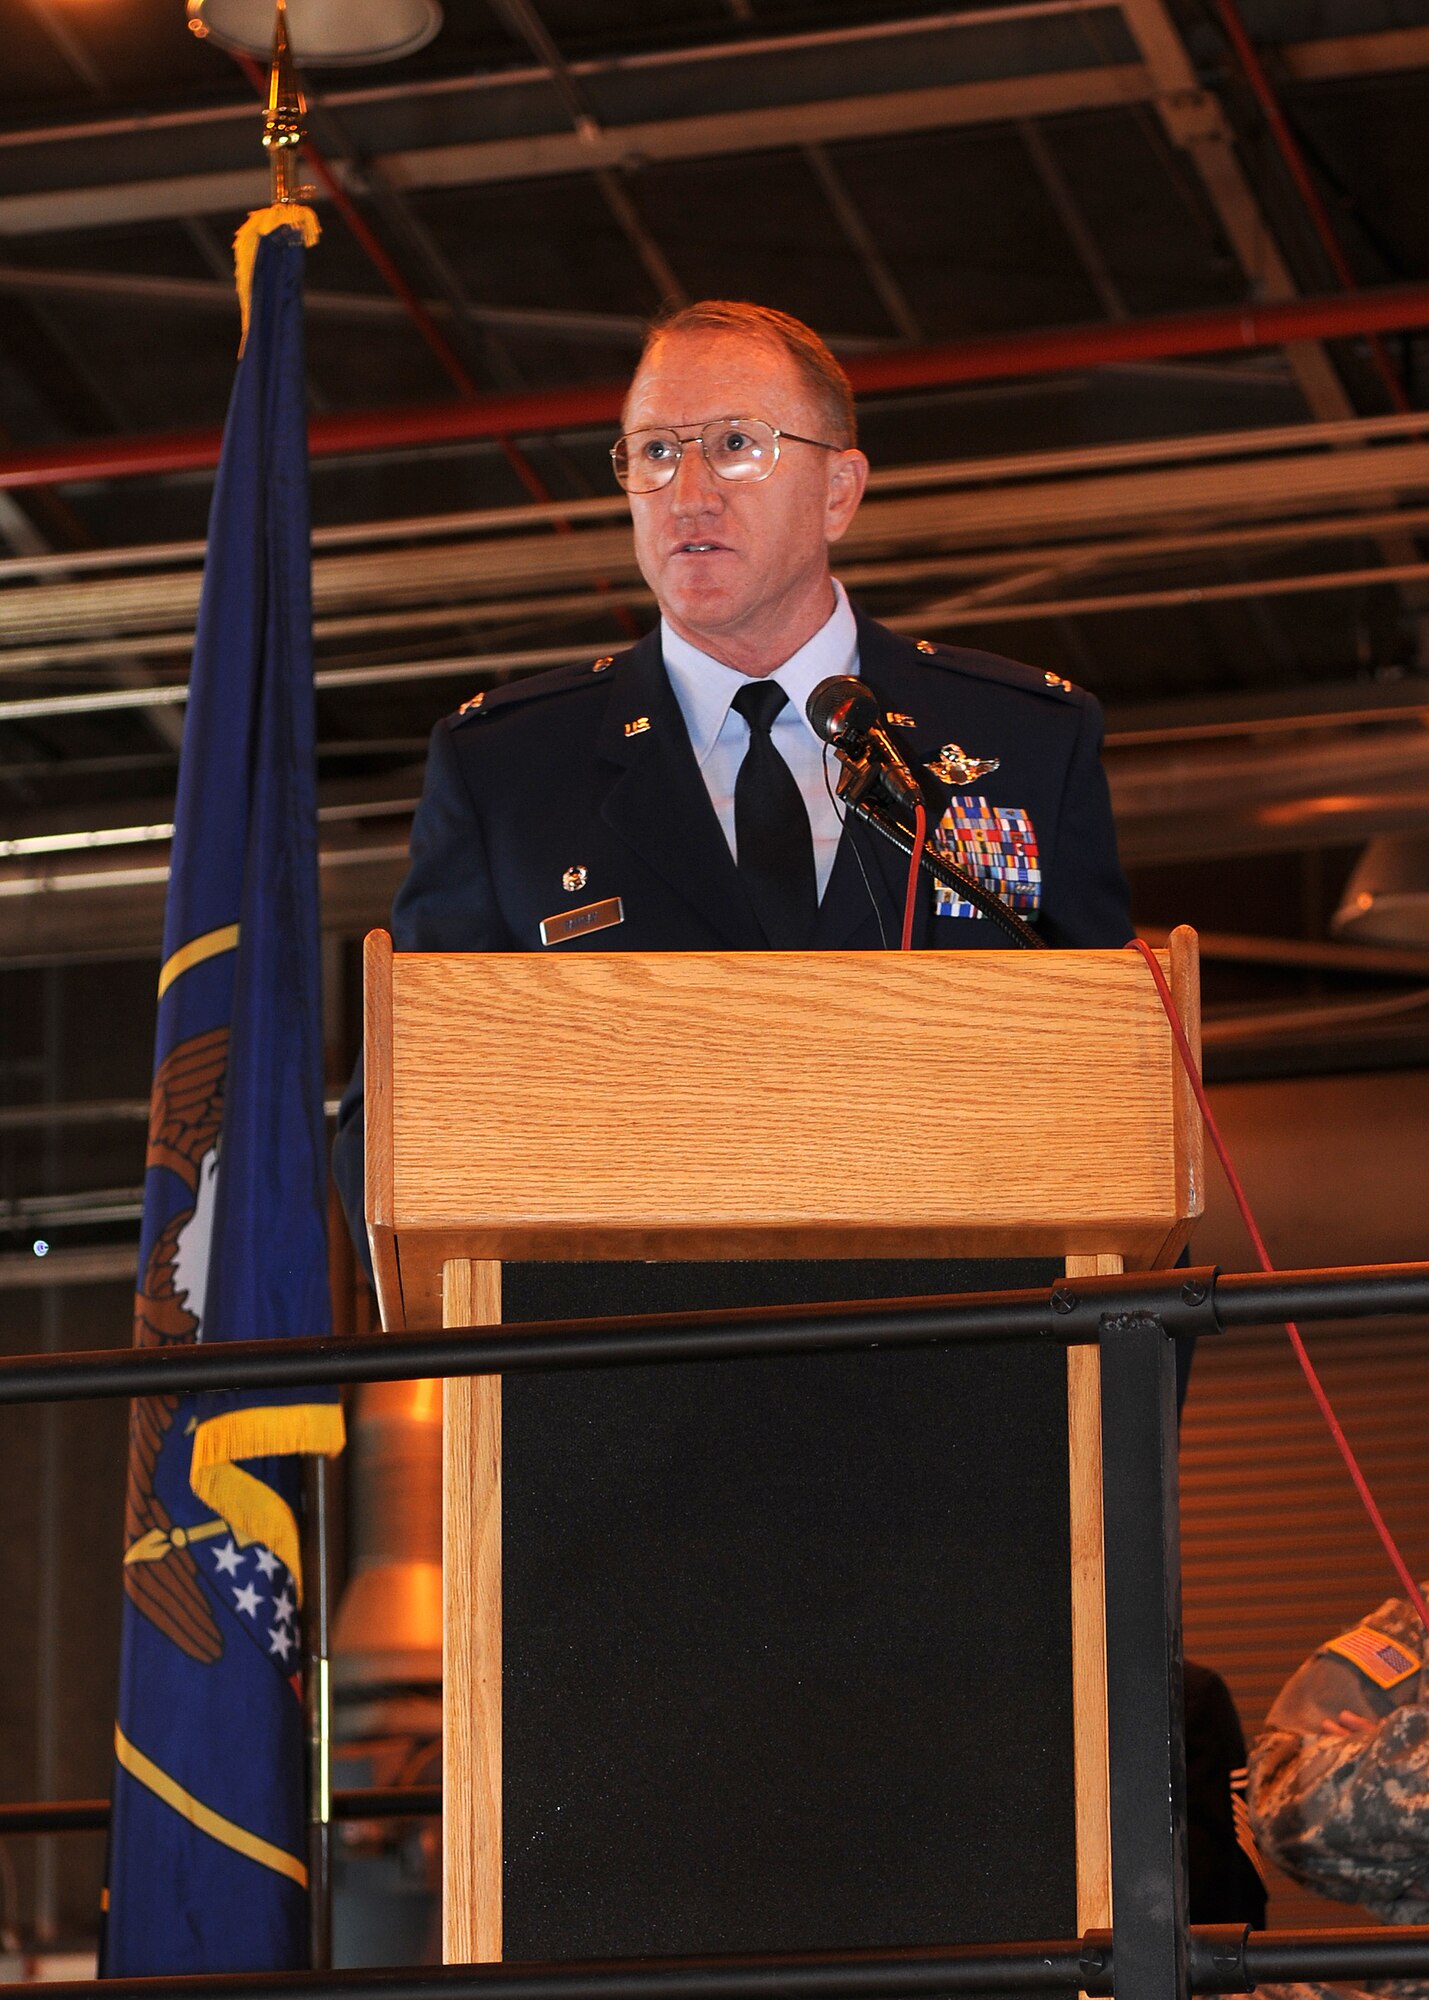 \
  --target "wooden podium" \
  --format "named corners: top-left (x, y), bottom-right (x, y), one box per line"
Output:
top-left (363, 929), bottom-right (1202, 1967)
